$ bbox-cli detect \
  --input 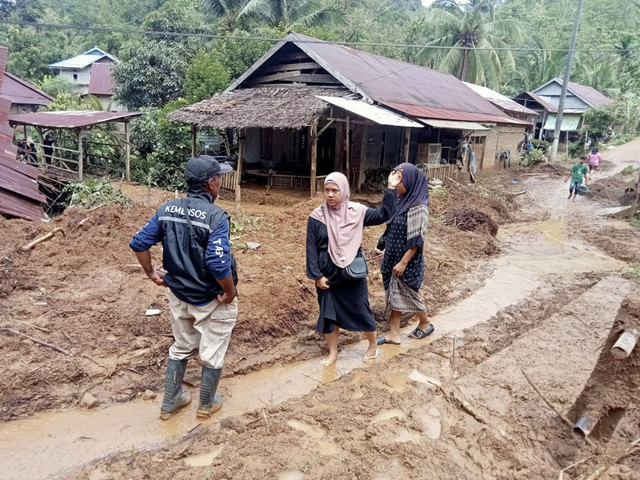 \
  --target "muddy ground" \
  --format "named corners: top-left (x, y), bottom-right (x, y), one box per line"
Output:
top-left (1, 139), bottom-right (640, 479)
